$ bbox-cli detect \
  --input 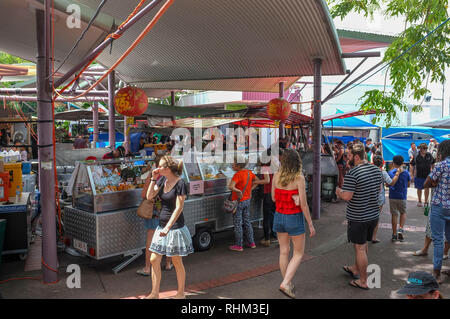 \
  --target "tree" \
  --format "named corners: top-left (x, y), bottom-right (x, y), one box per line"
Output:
top-left (327, 0), bottom-right (449, 127)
